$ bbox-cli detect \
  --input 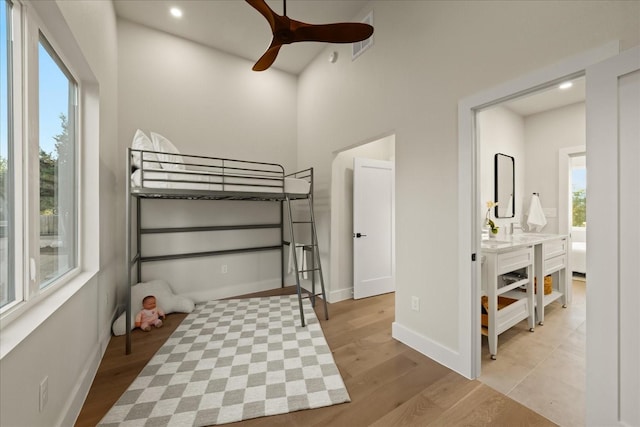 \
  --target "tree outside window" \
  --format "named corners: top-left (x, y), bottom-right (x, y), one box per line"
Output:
top-left (572, 166), bottom-right (586, 227)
